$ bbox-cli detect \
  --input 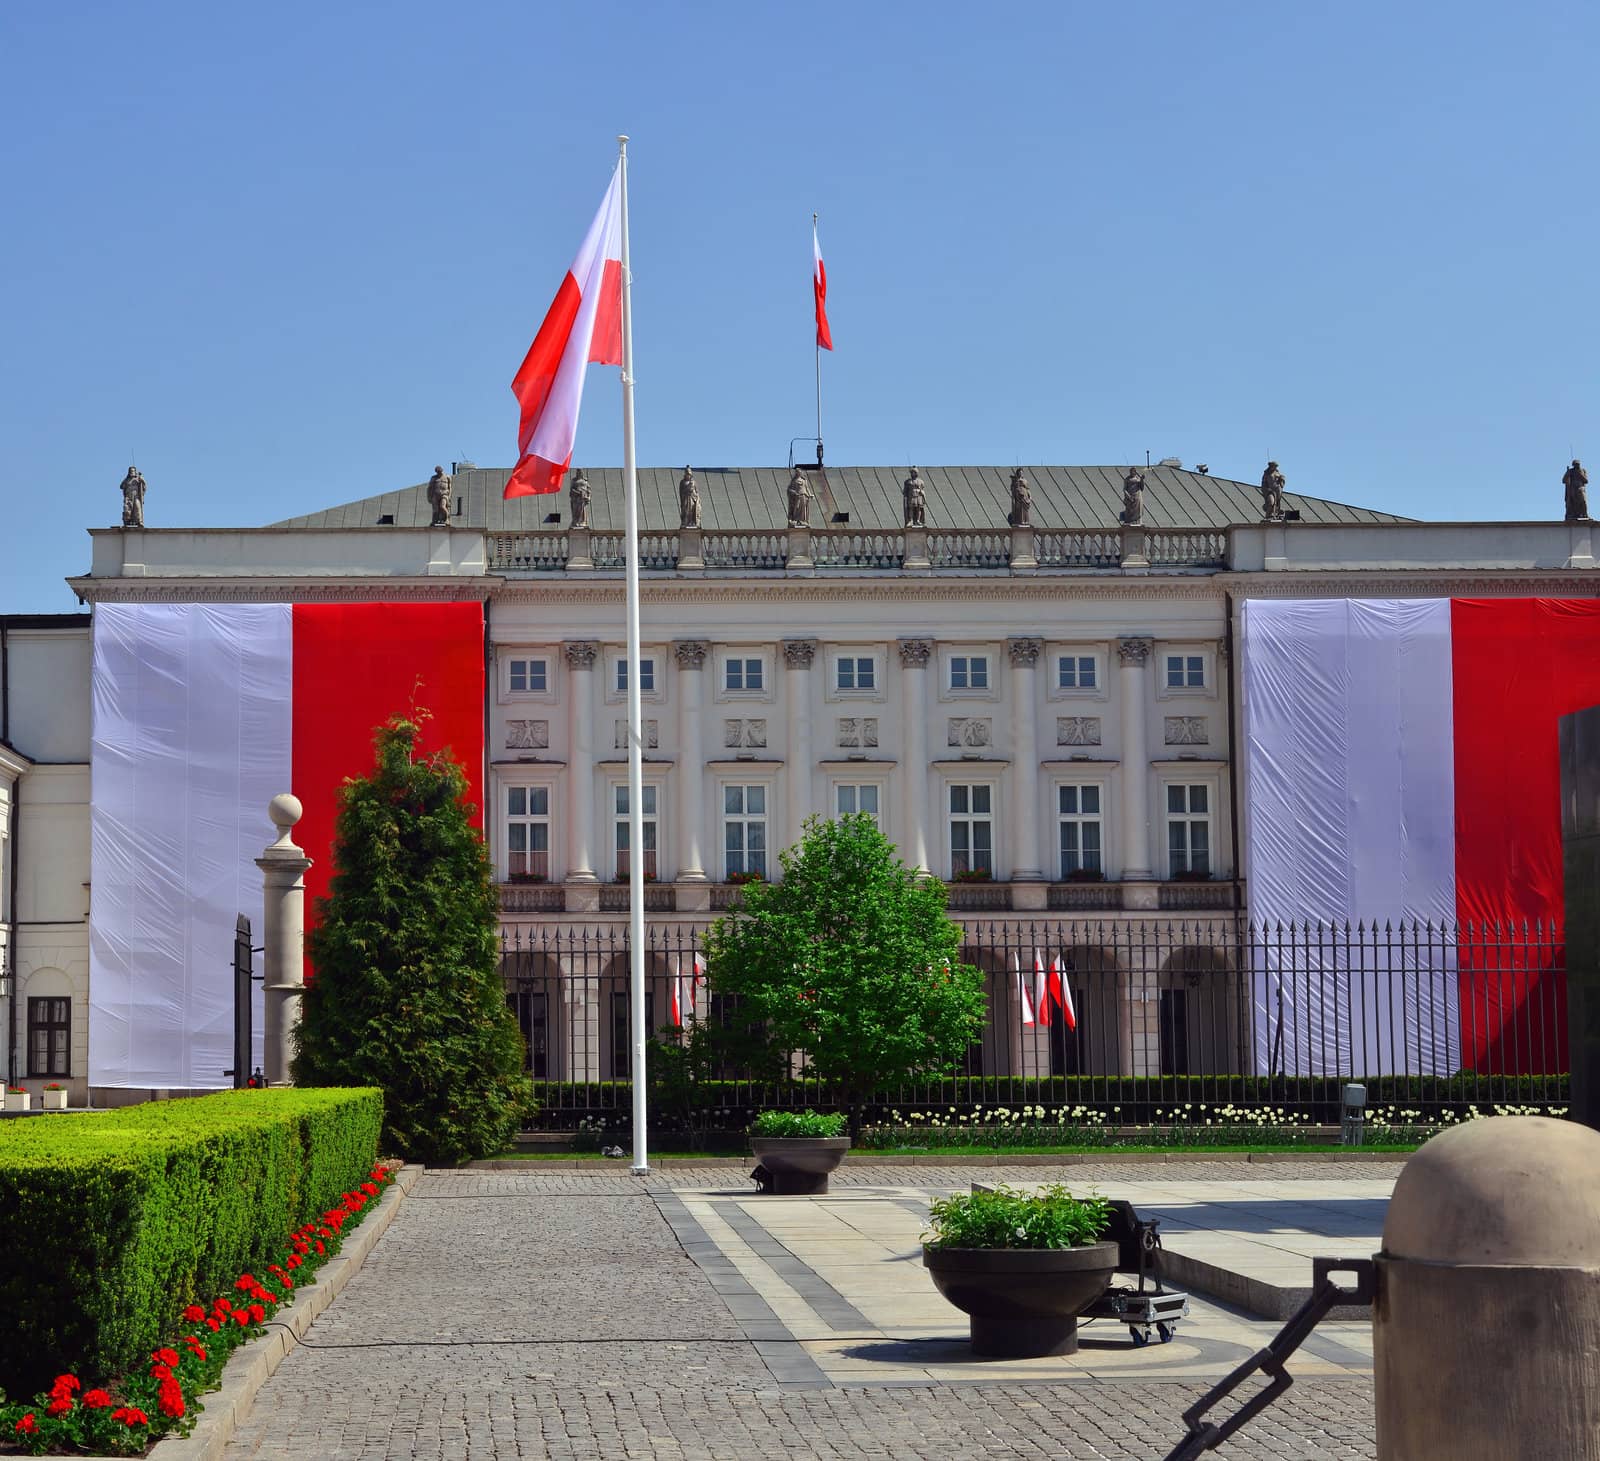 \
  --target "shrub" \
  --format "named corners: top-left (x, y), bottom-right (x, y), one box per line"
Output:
top-left (293, 715), bottom-right (535, 1164)
top-left (750, 1110), bottom-right (847, 1138)
top-left (0, 1089), bottom-right (382, 1397)
top-left (924, 1183), bottom-right (1112, 1250)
